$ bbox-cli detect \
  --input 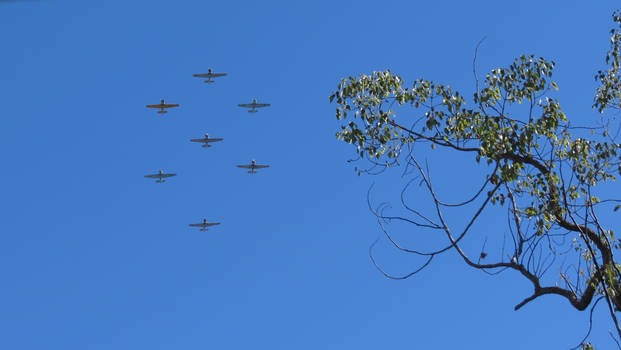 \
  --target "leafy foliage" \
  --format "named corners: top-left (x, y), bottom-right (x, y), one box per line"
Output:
top-left (331, 10), bottom-right (621, 347)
